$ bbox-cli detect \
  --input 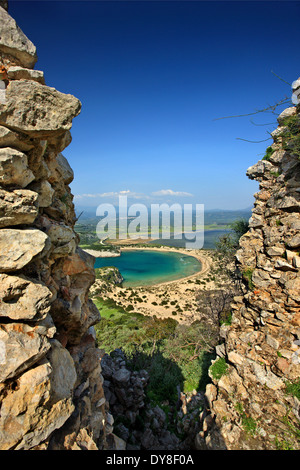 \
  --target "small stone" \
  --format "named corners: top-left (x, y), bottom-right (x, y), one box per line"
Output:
top-left (275, 260), bottom-right (297, 271)
top-left (246, 160), bottom-right (273, 180)
top-left (287, 235), bottom-right (300, 249)
top-left (7, 65), bottom-right (45, 84)
top-left (0, 147), bottom-right (35, 188)
top-left (0, 188), bottom-right (38, 227)
top-left (277, 107), bottom-right (297, 125)
top-left (267, 246), bottom-right (285, 257)
top-left (113, 368), bottom-right (131, 385)
top-left (29, 180), bottom-right (54, 208)
top-left (56, 153), bottom-right (74, 184)
top-left (293, 255), bottom-right (300, 268)
top-left (266, 334), bottom-right (280, 350)
top-left (0, 125), bottom-right (35, 151)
